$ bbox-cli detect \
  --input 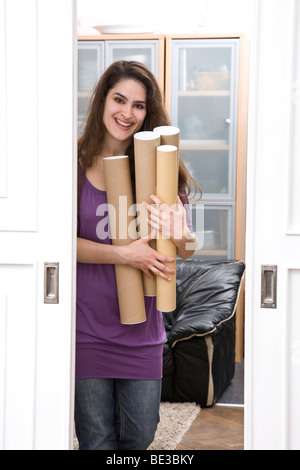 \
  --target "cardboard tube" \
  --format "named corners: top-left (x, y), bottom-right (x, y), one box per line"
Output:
top-left (134, 131), bottom-right (161, 296)
top-left (153, 126), bottom-right (180, 149)
top-left (156, 145), bottom-right (178, 312)
top-left (103, 155), bottom-right (146, 325)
